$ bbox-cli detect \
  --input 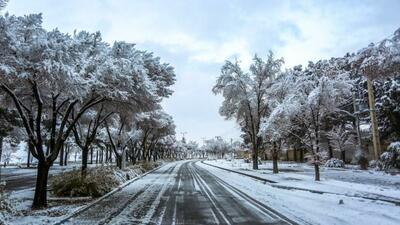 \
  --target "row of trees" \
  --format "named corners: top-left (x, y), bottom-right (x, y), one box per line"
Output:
top-left (168, 136), bottom-right (241, 160)
top-left (201, 137), bottom-right (241, 159)
top-left (0, 11), bottom-right (179, 208)
top-left (213, 28), bottom-right (400, 180)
